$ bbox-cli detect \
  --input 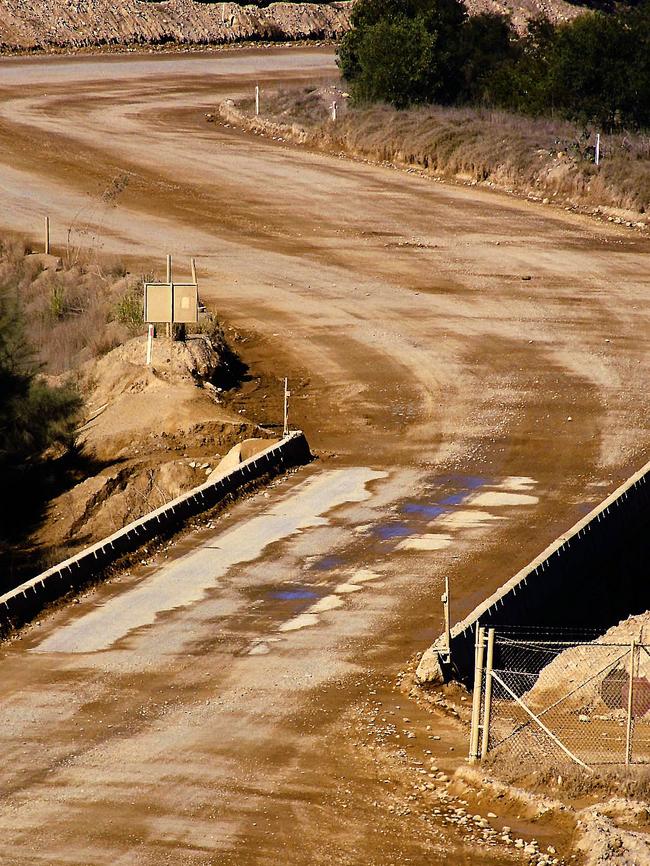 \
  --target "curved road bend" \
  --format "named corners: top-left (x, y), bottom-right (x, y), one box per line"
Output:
top-left (0, 47), bottom-right (648, 864)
